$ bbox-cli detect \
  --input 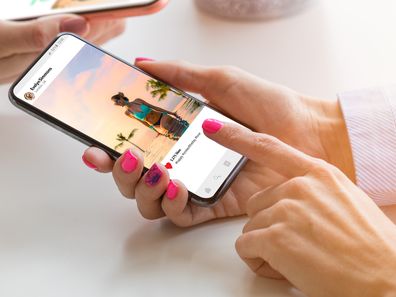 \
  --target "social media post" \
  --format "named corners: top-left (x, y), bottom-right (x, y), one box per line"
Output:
top-left (15, 35), bottom-right (85, 103)
top-left (16, 40), bottom-right (206, 170)
top-left (2, 0), bottom-right (135, 20)
top-left (160, 107), bottom-right (243, 198)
